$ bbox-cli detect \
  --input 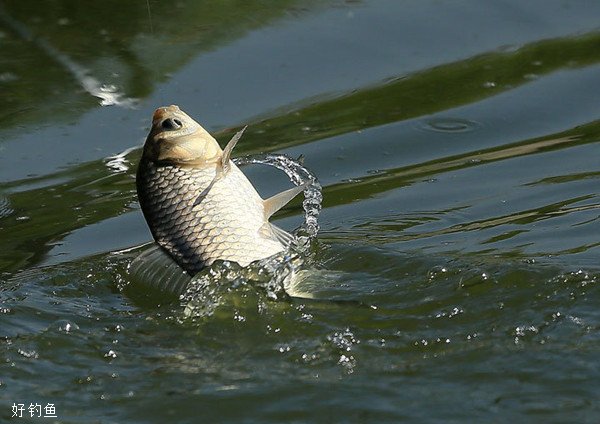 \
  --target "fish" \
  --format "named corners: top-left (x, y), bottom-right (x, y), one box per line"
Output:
top-left (136, 105), bottom-right (307, 276)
